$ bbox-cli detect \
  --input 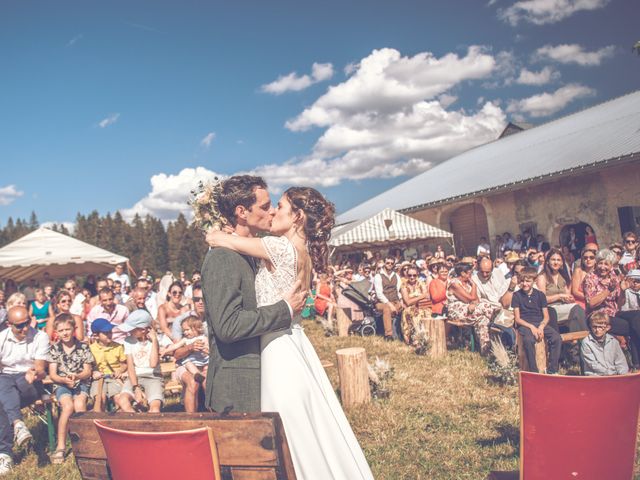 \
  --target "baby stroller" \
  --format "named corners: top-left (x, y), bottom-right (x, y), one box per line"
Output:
top-left (340, 279), bottom-right (378, 337)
